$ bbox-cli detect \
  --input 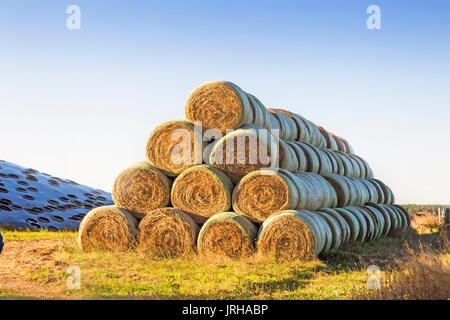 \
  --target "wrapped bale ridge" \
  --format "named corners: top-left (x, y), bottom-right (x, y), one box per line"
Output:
top-left (209, 125), bottom-right (279, 183)
top-left (232, 169), bottom-right (392, 223)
